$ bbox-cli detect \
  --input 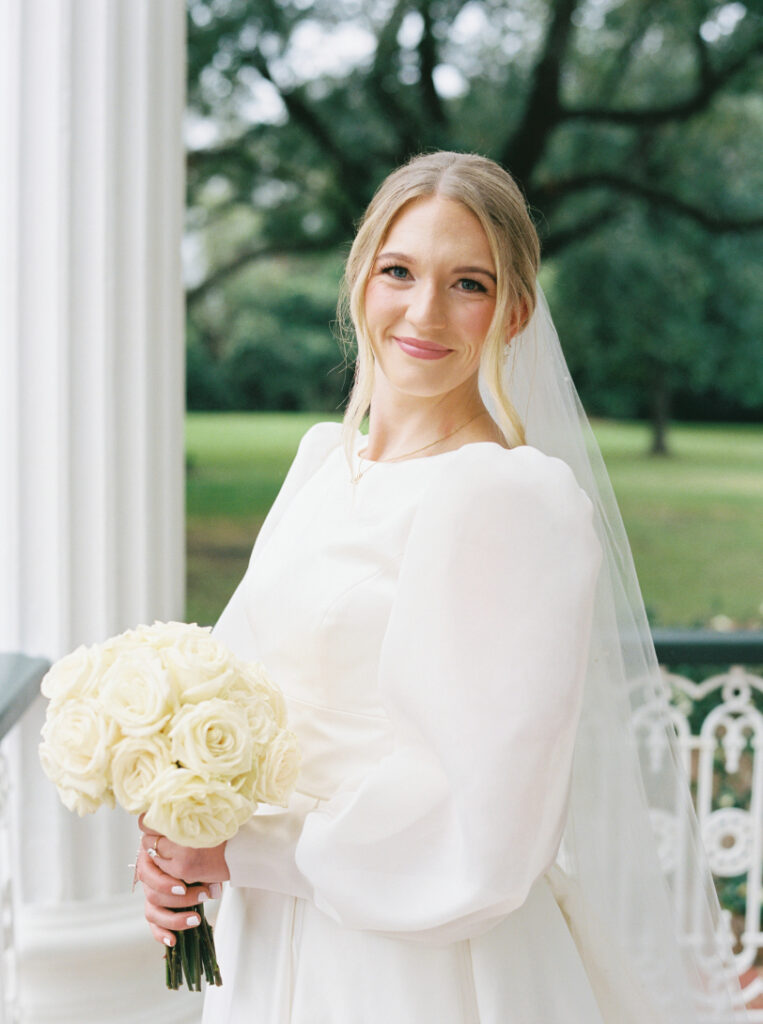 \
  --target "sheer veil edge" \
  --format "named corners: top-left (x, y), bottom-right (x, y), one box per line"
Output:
top-left (479, 286), bottom-right (745, 1021)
